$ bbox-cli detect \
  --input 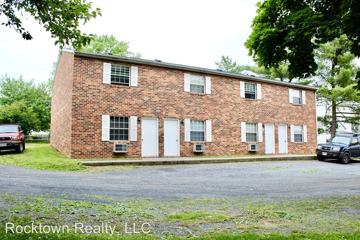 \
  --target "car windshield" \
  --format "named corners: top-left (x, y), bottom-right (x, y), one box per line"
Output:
top-left (331, 136), bottom-right (351, 145)
top-left (0, 125), bottom-right (18, 133)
